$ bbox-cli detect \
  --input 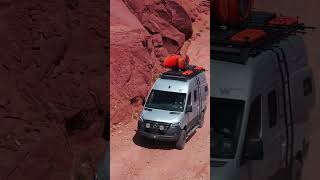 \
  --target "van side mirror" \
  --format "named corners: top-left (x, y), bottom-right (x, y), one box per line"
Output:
top-left (244, 138), bottom-right (264, 160)
top-left (186, 105), bottom-right (192, 112)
